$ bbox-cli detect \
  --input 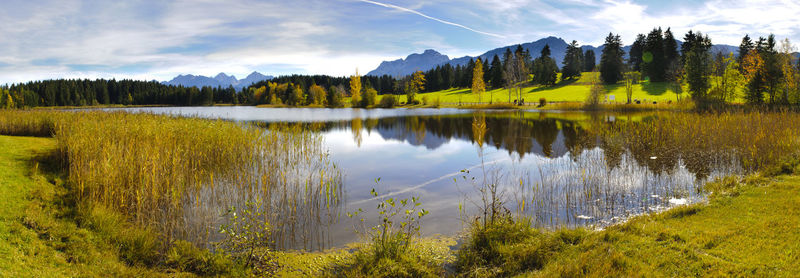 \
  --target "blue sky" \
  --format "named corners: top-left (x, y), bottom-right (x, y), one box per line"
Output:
top-left (1, 0), bottom-right (799, 83)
